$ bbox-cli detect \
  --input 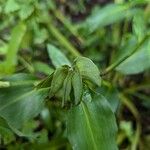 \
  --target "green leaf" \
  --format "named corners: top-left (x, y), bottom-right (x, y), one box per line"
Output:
top-left (0, 117), bottom-right (15, 144)
top-left (3, 22), bottom-right (26, 74)
top-left (19, 4), bottom-right (34, 20)
top-left (66, 94), bottom-right (118, 150)
top-left (62, 71), bottom-right (73, 107)
top-left (47, 44), bottom-right (71, 68)
top-left (0, 74), bottom-right (49, 134)
top-left (133, 12), bottom-right (146, 42)
top-left (116, 40), bottom-right (150, 74)
top-left (49, 66), bottom-right (68, 98)
top-left (113, 35), bottom-right (137, 64)
top-left (84, 4), bottom-right (139, 33)
top-left (98, 85), bottom-right (120, 113)
top-left (36, 74), bottom-right (53, 89)
top-left (75, 57), bottom-right (101, 86)
top-left (4, 0), bottom-right (20, 13)
top-left (33, 61), bottom-right (54, 75)
top-left (72, 68), bottom-right (83, 105)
